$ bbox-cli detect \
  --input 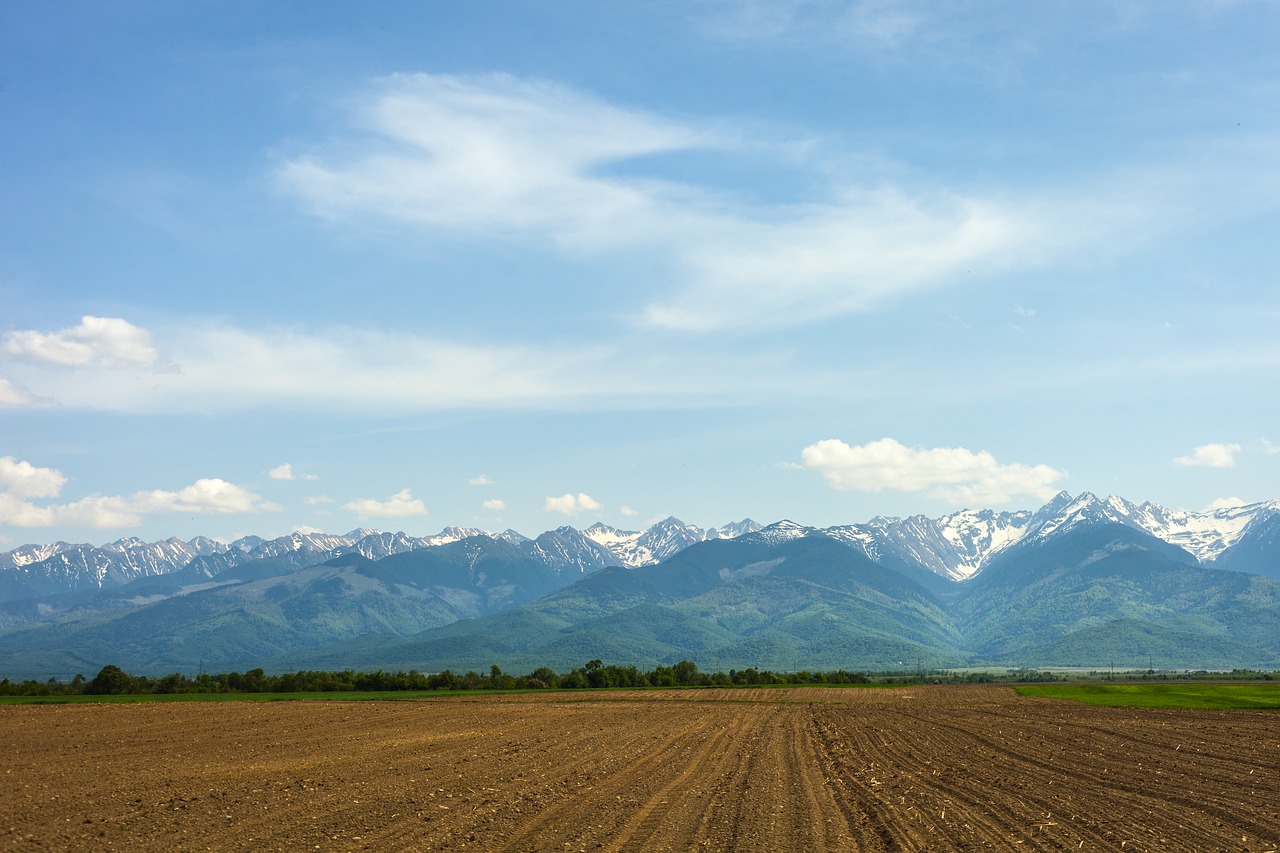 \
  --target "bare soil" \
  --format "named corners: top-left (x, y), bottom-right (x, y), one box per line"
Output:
top-left (1, 685), bottom-right (1276, 851)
